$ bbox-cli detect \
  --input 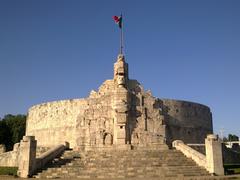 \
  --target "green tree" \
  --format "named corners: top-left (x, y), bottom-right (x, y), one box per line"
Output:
top-left (228, 134), bottom-right (239, 141)
top-left (0, 120), bottom-right (10, 147)
top-left (0, 114), bottom-right (26, 151)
